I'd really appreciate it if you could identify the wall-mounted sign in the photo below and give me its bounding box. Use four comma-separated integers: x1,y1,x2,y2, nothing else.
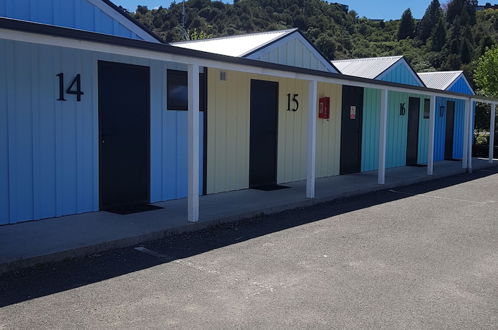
286,93,299,112
319,97,330,119
350,106,356,120
57,73,84,102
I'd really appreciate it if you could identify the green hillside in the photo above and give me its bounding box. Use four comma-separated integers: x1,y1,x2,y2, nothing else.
130,0,498,83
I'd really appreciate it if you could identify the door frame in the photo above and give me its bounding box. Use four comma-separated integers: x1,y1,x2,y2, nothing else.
97,60,151,209
249,79,279,188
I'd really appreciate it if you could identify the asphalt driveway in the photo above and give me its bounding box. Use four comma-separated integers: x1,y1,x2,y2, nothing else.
1,167,497,329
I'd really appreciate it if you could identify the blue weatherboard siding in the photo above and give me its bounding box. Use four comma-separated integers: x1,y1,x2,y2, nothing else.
447,75,474,95
0,0,143,40
0,39,203,225
361,90,429,171
361,59,429,172
433,75,474,162
377,60,424,87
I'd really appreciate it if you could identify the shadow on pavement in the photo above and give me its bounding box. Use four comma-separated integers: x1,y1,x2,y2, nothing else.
1,166,497,307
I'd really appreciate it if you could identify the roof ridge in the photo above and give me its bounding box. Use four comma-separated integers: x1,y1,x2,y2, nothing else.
418,70,463,75
332,55,403,63
172,28,298,45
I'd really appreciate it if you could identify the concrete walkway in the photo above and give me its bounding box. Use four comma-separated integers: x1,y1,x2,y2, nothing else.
0,158,496,274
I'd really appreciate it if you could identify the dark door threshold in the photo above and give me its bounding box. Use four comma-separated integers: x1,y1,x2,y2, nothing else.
407,164,427,167
104,204,163,215
251,184,290,191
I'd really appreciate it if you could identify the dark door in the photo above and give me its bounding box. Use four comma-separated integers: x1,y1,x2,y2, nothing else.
98,61,150,210
340,86,364,174
445,101,456,160
406,97,420,166
249,79,279,188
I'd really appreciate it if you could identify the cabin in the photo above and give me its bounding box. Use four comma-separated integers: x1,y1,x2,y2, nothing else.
332,56,431,172
418,71,475,161
174,30,344,194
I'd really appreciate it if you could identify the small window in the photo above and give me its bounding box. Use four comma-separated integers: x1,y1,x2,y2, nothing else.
424,98,430,119
167,69,207,111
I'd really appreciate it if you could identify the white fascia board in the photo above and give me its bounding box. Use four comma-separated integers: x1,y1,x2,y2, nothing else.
86,0,159,43
376,58,425,87
246,32,337,73
0,28,478,102
446,73,475,95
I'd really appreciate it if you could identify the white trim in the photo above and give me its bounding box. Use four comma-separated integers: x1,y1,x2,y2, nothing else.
378,89,388,184
86,0,159,43
0,29,478,101
306,80,318,198
376,58,425,87
246,32,337,73
468,100,474,172
427,95,436,175
463,100,470,169
187,63,200,222
490,104,496,163
445,73,475,95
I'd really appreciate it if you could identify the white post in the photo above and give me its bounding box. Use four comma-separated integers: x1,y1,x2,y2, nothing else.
489,103,496,163
187,64,200,222
467,99,473,173
378,89,388,184
427,95,436,175
462,99,469,169
306,80,318,198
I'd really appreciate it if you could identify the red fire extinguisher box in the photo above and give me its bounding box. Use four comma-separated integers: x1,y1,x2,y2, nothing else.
319,97,330,119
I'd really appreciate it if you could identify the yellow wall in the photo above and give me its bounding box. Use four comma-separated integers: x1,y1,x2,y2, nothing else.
206,69,342,194
316,82,342,178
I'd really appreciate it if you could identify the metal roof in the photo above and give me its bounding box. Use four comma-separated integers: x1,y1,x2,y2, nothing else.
331,56,403,79
172,29,297,57
417,71,464,91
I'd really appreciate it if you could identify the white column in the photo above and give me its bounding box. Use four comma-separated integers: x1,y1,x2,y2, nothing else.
427,95,436,175
490,103,496,163
378,89,388,184
306,80,318,199
467,100,473,173
187,63,200,222
462,99,469,169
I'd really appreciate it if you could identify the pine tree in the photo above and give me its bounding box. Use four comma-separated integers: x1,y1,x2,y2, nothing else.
430,17,447,51
417,0,442,42
461,39,473,64
398,9,415,40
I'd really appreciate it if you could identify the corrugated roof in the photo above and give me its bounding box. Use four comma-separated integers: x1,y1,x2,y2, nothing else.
171,29,297,57
331,56,403,79
417,71,463,90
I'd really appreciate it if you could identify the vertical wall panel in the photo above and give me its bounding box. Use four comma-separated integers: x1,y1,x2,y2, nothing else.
0,0,144,40
453,99,466,159
417,97,430,164
0,40,10,224
250,36,330,72
316,82,342,178
379,61,423,87
433,97,447,162
361,88,381,172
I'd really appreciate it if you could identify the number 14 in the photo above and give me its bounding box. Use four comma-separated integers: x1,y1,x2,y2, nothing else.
57,73,84,102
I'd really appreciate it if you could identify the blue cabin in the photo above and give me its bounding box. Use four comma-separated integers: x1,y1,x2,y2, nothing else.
418,71,475,161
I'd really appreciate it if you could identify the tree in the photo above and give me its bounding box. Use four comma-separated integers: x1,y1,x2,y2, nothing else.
398,9,415,40
474,46,498,97
417,0,442,42
430,17,446,51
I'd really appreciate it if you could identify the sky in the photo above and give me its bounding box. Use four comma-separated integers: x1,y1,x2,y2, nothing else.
114,0,438,20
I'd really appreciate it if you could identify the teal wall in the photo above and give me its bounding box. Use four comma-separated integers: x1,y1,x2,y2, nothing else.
362,90,429,171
